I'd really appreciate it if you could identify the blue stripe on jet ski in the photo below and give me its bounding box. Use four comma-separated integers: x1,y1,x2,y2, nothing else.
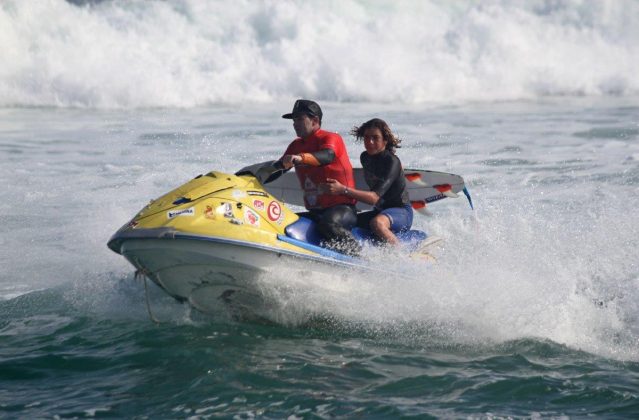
276,234,357,262
169,232,359,264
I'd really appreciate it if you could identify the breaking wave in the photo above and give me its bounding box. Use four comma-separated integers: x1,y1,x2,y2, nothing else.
1,0,638,108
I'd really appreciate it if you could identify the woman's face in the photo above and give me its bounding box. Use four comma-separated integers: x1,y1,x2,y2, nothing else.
363,127,387,155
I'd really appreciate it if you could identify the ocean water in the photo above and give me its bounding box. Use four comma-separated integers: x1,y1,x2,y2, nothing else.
2,0,639,418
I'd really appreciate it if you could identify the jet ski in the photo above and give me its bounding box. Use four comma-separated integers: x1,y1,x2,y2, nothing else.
107,161,472,315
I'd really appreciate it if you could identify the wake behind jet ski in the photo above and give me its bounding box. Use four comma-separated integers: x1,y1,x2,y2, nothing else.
107,161,472,315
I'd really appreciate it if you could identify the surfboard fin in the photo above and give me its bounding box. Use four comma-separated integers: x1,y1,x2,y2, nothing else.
434,184,458,198
405,172,429,187
411,200,433,216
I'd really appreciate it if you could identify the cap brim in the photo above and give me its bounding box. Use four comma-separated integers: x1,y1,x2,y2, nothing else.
282,112,317,119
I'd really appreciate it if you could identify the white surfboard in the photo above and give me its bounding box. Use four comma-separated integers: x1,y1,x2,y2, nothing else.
263,168,469,211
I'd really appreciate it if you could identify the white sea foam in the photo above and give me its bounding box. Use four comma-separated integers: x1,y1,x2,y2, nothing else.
258,186,639,360
1,0,638,108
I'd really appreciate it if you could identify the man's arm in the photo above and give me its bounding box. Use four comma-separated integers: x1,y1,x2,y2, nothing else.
280,149,335,169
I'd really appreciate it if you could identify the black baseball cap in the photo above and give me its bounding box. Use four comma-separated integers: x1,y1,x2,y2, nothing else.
282,99,323,120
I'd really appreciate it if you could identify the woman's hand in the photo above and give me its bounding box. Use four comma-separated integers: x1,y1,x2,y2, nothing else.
323,178,346,195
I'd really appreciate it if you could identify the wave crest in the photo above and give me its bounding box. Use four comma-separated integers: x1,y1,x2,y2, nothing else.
1,0,638,108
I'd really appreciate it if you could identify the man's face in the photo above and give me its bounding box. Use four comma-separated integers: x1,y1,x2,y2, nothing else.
292,114,319,138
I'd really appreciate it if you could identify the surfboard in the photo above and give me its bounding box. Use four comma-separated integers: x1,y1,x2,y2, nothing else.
263,168,468,211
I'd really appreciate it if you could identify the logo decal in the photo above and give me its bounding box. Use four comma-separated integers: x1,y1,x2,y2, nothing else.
167,207,195,219
253,199,265,211
267,201,282,222
248,190,268,197
204,205,216,220
222,203,234,218
232,189,247,199
244,208,260,227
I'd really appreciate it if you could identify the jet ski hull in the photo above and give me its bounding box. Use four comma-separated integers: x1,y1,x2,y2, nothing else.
110,228,366,312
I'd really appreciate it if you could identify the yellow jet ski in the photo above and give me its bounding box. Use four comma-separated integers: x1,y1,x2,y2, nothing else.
107,161,471,314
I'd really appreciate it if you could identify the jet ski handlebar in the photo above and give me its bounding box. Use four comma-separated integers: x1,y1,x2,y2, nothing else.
235,160,286,184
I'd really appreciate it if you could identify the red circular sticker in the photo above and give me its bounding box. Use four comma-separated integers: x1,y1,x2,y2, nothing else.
267,201,282,221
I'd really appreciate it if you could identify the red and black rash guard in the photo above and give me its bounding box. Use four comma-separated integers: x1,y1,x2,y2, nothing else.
360,150,409,209
282,129,356,209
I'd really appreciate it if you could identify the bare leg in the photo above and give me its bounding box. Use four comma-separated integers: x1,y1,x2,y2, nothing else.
370,214,400,245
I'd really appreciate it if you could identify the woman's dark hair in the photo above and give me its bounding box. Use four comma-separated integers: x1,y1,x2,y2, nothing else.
350,118,402,154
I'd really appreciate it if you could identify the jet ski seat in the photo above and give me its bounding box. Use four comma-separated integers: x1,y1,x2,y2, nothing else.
284,216,428,250
284,217,323,246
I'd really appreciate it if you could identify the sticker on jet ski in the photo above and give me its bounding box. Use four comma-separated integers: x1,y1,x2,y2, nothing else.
247,190,268,197
253,199,265,211
244,208,260,227
267,201,282,222
232,189,247,199
222,203,234,218
167,207,195,219
204,205,216,220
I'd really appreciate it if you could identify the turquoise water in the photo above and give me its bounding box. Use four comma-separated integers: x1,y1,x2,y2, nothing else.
3,287,639,418
2,99,639,418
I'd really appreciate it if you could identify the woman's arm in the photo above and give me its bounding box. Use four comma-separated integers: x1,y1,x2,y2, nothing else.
323,178,379,206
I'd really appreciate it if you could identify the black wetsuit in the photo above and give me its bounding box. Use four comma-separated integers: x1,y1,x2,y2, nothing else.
360,150,409,209
357,150,412,233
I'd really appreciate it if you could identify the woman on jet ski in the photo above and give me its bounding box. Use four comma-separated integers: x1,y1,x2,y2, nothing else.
323,118,413,245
